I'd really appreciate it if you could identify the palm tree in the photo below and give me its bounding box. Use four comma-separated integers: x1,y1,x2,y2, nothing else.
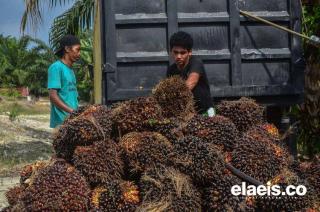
21,0,102,103
74,30,94,102
0,35,55,96
20,0,95,50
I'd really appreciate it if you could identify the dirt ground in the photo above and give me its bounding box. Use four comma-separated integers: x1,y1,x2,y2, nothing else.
0,99,53,209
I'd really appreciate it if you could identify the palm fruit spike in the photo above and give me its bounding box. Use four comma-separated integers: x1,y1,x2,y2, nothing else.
183,115,239,151
72,139,124,186
53,105,113,161
256,169,316,211
91,181,140,212
143,118,184,143
20,158,91,211
138,165,202,212
152,76,195,121
172,136,226,185
119,132,174,174
231,134,285,183
111,97,163,136
216,97,264,133
203,175,254,212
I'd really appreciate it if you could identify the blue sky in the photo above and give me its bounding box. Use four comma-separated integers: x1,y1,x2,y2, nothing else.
0,0,72,44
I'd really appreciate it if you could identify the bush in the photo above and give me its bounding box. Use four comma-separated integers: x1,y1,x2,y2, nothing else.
8,103,21,121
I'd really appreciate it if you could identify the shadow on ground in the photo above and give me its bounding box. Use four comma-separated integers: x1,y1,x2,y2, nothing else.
0,140,53,172
22,126,53,140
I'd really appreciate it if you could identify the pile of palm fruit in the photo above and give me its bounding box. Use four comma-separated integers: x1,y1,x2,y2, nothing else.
3,76,319,211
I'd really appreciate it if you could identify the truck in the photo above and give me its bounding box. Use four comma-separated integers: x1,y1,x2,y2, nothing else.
93,0,305,127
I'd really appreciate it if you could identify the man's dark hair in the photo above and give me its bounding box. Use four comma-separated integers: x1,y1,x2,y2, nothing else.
169,31,193,51
55,34,80,58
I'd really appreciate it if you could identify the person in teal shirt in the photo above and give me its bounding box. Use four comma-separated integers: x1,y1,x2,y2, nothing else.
47,35,81,128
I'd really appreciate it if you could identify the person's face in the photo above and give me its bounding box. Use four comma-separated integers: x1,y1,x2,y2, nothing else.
171,46,192,69
65,44,81,62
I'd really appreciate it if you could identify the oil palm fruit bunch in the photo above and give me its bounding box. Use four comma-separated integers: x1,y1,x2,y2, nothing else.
91,180,140,212
152,76,195,121
20,160,48,185
5,161,48,211
64,104,90,121
245,126,292,167
203,175,254,212
292,160,320,211
72,140,124,186
111,97,163,136
138,165,202,212
65,104,114,141
216,97,264,133
53,105,113,161
183,115,239,151
288,160,304,178
231,134,284,183
19,158,91,211
5,185,26,207
304,160,320,203
143,118,184,143
53,126,77,161
260,123,280,139
172,136,226,185
119,132,174,173
256,169,315,211
246,124,281,144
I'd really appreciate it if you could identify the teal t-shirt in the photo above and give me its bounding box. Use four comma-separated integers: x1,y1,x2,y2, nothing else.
47,61,79,128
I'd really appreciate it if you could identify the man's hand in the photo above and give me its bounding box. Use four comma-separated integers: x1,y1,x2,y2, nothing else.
49,89,74,113
186,72,200,90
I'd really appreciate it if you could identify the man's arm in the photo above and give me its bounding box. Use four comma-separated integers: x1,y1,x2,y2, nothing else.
49,89,74,113
185,58,204,90
186,72,200,90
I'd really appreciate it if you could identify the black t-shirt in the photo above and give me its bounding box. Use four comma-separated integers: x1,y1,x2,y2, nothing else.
167,56,212,114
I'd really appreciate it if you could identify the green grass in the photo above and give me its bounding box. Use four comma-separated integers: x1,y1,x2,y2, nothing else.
0,100,50,116
0,132,5,139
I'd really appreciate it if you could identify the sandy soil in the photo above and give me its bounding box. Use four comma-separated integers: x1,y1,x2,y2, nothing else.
0,114,53,209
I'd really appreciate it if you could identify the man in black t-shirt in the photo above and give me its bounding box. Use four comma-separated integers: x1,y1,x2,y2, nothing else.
167,31,215,116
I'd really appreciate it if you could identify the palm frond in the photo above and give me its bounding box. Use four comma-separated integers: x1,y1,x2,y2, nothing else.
20,0,75,33
49,0,94,51
0,35,55,88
